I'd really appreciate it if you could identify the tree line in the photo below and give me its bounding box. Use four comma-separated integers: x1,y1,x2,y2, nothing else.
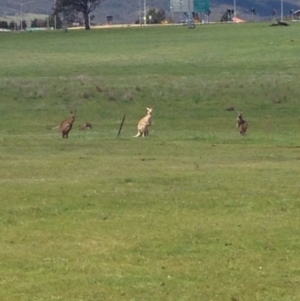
54,0,166,30
0,15,63,30
0,0,167,31
54,0,107,30
0,1,105,31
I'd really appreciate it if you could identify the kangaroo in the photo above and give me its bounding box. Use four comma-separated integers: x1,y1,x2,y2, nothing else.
79,122,92,130
144,110,152,137
236,111,248,135
134,107,153,137
59,111,76,138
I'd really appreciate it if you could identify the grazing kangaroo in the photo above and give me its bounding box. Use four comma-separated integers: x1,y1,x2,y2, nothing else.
134,107,153,137
59,111,76,138
79,122,92,130
236,111,248,135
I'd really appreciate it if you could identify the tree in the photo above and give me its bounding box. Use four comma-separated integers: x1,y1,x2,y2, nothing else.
220,9,233,22
8,21,17,31
20,20,27,30
49,14,63,29
0,21,9,29
146,8,166,24
55,0,107,30
31,18,46,28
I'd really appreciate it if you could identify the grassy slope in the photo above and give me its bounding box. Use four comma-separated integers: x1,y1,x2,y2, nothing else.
0,24,300,301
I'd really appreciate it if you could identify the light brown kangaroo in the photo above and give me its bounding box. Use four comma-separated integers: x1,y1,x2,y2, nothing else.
236,111,248,135
79,122,92,130
134,107,153,137
59,111,76,138
144,109,152,137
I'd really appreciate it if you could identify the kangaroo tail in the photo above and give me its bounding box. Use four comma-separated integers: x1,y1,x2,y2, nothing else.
133,132,141,137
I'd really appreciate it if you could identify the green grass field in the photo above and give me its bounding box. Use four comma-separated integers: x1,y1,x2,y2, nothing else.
1,23,300,301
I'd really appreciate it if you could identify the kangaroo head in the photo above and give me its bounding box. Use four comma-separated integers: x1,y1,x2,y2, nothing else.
146,107,153,115
70,111,76,119
237,111,243,119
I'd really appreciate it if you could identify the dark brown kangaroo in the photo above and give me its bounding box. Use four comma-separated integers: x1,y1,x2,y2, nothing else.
59,111,76,138
79,122,92,130
236,111,248,135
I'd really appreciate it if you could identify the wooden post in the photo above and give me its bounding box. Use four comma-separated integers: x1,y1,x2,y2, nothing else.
117,115,126,137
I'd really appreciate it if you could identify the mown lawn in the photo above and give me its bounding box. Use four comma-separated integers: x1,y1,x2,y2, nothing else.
0,23,300,301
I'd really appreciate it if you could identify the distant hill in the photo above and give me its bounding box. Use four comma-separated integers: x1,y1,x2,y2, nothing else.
0,0,299,24
0,0,51,16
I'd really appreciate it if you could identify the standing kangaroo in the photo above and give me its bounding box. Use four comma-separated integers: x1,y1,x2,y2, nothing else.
134,107,153,137
144,108,152,137
236,111,248,135
59,111,76,138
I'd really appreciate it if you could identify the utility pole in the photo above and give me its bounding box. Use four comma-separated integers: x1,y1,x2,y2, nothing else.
143,0,146,25
21,3,23,30
54,0,57,29
280,0,283,22
180,0,182,22
233,0,236,21
20,1,35,31
139,0,142,25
